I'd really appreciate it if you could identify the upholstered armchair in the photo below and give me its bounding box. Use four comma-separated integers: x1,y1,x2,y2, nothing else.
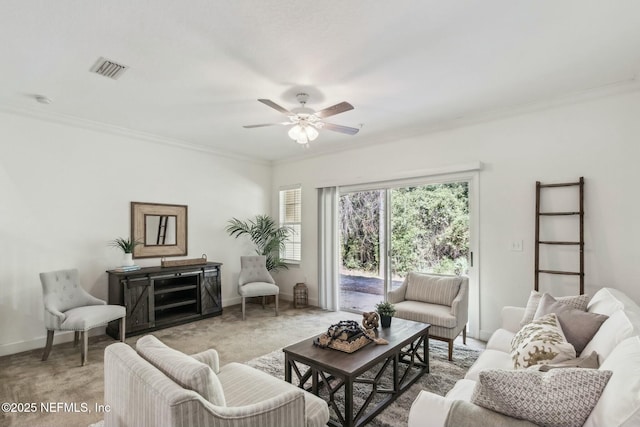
104,335,330,427
40,268,126,365
388,272,468,361
237,255,279,320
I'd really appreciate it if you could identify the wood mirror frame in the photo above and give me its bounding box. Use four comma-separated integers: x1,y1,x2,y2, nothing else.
131,202,188,258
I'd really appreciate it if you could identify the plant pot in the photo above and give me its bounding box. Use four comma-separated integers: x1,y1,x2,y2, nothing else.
122,253,134,267
380,315,392,328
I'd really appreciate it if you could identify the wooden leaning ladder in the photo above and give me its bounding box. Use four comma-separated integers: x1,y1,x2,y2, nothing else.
534,177,585,295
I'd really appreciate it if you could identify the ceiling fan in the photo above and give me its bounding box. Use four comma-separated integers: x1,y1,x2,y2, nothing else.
243,93,359,144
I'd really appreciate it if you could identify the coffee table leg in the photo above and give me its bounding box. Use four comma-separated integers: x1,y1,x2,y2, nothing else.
285,354,291,383
345,378,354,427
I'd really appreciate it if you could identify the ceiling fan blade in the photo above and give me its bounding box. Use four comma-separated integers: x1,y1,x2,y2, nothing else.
258,99,291,114
322,122,360,135
243,122,292,128
315,102,354,118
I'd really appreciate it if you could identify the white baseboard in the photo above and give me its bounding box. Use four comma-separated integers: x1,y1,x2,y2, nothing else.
3,295,322,357
0,327,106,357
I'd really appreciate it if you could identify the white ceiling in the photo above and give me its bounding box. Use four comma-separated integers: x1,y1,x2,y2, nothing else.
2,1,640,162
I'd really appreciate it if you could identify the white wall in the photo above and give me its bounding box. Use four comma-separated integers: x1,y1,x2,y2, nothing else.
0,112,272,356
272,90,640,339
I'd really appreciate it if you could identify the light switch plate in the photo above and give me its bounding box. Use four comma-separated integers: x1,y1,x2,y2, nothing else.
510,240,523,251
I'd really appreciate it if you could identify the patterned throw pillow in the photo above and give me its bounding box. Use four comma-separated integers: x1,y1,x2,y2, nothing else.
511,313,576,369
471,368,613,427
520,291,590,328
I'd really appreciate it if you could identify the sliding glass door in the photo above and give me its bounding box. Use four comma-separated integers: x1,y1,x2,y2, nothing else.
339,181,471,313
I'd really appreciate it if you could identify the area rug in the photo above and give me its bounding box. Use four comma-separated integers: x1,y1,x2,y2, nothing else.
246,340,480,427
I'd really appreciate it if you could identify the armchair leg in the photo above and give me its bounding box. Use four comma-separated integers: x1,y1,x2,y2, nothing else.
119,317,126,342
262,296,266,309
81,331,88,366
74,331,80,347
463,325,467,345
242,297,246,321
42,330,54,361
275,294,279,316
447,339,453,361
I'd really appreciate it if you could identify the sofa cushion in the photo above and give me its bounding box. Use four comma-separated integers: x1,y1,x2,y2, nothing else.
588,287,635,316
584,336,640,427
534,293,609,355
404,272,461,306
394,300,457,328
520,290,589,327
218,362,329,427
485,328,516,353
581,309,636,363
465,349,514,382
445,378,477,401
472,368,612,427
445,400,540,427
511,313,576,369
530,350,600,372
136,335,226,406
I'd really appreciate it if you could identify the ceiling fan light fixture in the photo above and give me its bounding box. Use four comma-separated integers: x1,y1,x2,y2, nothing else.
288,124,318,144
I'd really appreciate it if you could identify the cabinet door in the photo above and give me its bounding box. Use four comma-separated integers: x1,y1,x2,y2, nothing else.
201,267,222,315
124,276,152,332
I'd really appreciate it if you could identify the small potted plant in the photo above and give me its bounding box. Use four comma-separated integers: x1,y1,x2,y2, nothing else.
375,300,396,328
109,237,142,266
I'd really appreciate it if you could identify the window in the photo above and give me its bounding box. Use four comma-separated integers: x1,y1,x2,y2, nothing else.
279,186,301,262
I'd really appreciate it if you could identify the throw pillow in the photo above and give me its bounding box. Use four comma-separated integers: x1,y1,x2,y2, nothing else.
136,335,226,406
534,293,609,355
520,291,589,328
527,351,600,372
471,368,613,427
511,313,576,369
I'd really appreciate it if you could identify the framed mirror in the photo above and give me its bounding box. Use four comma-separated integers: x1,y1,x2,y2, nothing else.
131,202,188,258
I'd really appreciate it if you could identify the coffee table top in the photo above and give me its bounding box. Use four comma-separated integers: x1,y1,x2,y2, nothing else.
283,317,430,376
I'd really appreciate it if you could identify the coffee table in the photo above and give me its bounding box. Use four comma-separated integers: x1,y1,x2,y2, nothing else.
283,318,430,427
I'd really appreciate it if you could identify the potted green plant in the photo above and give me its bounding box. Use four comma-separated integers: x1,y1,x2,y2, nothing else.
375,300,396,328
225,215,292,272
109,237,142,266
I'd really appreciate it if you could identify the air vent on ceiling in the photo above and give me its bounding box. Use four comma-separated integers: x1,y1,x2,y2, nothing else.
90,57,129,80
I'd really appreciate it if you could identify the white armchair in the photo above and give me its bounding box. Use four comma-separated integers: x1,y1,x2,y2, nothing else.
40,268,125,365
388,272,468,360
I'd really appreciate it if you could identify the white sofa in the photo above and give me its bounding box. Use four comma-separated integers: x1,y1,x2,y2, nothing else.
408,287,640,427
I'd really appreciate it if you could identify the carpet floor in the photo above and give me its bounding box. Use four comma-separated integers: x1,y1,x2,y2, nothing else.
247,340,479,427
0,304,482,427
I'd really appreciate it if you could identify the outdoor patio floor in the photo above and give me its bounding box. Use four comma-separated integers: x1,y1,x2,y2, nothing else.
339,273,402,312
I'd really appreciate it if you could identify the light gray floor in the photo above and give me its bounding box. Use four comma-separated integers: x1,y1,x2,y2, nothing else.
0,302,484,427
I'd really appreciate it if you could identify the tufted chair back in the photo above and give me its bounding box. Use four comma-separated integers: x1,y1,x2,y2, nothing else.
40,269,105,329
238,256,275,287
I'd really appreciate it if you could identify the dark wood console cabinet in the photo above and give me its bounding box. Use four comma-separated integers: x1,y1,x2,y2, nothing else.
106,262,222,339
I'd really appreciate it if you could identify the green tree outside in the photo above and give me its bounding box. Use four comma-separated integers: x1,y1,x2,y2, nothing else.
340,183,469,277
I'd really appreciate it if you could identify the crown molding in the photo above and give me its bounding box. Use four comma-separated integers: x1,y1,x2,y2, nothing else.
274,76,640,166
0,105,271,166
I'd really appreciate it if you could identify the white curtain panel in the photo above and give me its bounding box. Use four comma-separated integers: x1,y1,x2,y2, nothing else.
317,187,339,311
